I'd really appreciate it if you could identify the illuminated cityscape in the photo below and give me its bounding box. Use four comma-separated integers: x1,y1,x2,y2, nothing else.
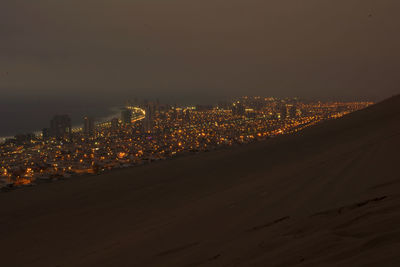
0,97,372,189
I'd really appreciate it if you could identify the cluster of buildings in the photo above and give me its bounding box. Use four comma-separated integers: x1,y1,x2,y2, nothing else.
0,97,372,189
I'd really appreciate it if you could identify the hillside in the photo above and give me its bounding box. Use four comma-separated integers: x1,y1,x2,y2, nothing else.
1,95,400,266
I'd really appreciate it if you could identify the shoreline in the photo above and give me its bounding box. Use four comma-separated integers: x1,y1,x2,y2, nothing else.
1,95,399,266
0,106,123,142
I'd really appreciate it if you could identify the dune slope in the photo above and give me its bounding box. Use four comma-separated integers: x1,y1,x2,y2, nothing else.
1,95,400,266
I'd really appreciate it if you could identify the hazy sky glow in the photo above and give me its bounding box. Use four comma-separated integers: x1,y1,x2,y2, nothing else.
1,0,400,102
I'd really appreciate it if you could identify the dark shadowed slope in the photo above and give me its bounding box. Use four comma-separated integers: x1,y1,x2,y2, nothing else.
1,95,400,267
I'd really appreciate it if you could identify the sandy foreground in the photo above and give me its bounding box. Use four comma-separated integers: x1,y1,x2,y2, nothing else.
1,96,400,267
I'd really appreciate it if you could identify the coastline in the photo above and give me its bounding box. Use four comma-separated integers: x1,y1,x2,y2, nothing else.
1,96,399,266
0,105,123,141
0,101,373,192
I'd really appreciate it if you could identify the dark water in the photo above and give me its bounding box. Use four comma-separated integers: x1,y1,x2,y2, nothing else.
0,92,222,139
0,96,121,138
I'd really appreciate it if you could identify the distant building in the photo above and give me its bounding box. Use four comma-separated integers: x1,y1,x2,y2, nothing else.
218,101,230,110
143,104,155,132
155,99,160,113
14,133,35,144
288,105,297,118
111,118,119,131
50,115,72,139
121,109,132,125
196,104,214,111
83,116,95,137
171,107,178,120
184,109,191,123
42,128,50,140
232,102,245,116
279,104,287,120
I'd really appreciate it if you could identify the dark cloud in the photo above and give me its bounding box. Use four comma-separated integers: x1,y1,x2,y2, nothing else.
1,0,400,101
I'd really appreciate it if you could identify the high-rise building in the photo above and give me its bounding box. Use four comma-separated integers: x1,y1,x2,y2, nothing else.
156,99,160,113
184,109,191,123
121,109,132,125
218,101,230,110
288,105,297,118
143,104,154,132
14,133,35,144
279,104,287,120
111,118,119,131
50,115,72,139
172,107,178,120
83,116,95,136
42,128,50,140
232,102,245,116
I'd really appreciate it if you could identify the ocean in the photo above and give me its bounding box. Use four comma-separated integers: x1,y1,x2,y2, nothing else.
0,96,123,140
0,92,223,142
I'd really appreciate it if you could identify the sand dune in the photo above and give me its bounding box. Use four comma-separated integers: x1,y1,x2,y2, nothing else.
1,95,400,266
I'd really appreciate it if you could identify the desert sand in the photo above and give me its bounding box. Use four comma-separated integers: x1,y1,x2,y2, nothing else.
1,95,400,266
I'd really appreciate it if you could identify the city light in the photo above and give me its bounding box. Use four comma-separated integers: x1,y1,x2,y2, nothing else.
0,97,372,189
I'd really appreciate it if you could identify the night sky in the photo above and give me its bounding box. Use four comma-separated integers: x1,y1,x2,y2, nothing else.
1,1,399,135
